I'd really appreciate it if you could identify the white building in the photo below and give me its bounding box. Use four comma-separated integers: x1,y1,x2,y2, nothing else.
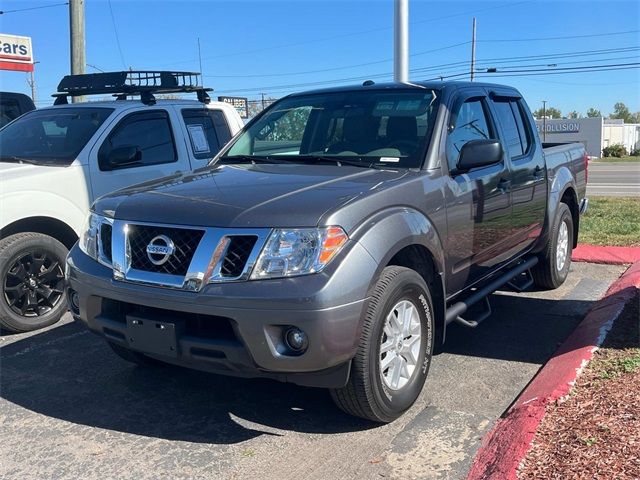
535,117,640,158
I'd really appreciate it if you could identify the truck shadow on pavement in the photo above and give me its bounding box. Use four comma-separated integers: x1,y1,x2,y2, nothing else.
0,292,595,445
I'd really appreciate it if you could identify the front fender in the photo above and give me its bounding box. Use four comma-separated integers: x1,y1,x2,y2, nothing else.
351,207,445,287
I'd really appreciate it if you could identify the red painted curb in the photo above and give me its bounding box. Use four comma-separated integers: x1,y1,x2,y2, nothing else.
572,244,640,265
467,260,640,480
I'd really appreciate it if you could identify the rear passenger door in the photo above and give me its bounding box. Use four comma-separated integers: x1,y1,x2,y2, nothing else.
489,92,547,251
89,108,191,199
444,91,513,291
179,107,233,167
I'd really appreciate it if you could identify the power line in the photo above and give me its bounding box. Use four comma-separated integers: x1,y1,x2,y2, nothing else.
478,29,640,43
159,0,533,67
0,1,68,15
215,48,640,95
107,0,127,69
204,41,470,79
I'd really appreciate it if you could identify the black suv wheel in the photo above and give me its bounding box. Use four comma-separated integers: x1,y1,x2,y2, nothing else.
0,232,67,332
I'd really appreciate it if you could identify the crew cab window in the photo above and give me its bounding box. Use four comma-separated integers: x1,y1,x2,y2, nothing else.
98,110,176,170
446,98,494,170
181,109,231,159
512,100,532,155
493,100,524,158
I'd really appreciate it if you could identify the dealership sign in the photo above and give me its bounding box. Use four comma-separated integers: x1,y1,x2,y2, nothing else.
218,96,249,119
0,34,34,72
535,121,581,134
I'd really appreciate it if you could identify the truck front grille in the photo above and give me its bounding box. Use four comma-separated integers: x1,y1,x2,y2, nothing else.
128,225,204,275
221,236,258,277
100,223,112,263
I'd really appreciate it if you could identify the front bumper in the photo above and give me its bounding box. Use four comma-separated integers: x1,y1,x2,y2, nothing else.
66,242,377,388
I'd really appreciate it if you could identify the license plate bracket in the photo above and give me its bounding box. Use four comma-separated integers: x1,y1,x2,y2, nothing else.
126,315,180,358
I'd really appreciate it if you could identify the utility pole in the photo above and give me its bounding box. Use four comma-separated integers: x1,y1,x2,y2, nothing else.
542,100,548,142
470,17,476,81
393,0,408,83
69,0,86,102
27,61,39,103
261,92,265,110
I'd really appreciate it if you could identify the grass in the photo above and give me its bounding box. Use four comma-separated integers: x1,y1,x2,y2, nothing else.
593,155,640,163
579,196,640,247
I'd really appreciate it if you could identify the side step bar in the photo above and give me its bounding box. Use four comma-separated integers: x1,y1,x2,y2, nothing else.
445,256,539,328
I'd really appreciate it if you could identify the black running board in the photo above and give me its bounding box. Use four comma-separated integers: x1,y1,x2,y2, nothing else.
445,256,539,327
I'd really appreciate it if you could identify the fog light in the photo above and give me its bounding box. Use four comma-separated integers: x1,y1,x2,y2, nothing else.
68,289,80,314
284,327,308,353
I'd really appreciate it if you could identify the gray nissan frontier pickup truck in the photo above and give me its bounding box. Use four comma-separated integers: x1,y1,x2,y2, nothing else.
66,81,588,422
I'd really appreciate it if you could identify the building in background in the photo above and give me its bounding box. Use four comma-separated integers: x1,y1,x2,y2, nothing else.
535,117,640,157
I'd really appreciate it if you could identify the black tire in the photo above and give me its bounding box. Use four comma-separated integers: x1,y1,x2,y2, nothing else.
330,266,435,423
107,341,163,367
532,203,573,290
0,232,68,332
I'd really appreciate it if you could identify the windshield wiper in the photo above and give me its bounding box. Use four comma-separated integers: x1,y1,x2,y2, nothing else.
217,155,291,165
0,156,47,165
297,155,379,169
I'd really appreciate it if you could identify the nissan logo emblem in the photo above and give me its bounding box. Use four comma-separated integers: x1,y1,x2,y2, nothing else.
146,235,175,266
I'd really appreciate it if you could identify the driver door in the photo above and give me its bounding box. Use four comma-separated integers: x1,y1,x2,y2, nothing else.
443,91,513,294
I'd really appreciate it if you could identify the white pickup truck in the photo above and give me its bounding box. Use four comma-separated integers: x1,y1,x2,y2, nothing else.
0,71,244,332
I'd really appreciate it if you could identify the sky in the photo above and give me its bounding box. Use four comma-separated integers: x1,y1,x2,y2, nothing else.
0,0,638,115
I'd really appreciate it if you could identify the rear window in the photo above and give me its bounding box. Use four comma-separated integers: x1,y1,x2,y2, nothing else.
0,107,113,166
181,109,231,159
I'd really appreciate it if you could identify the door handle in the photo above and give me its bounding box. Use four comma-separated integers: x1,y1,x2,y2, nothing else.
497,178,511,193
532,165,545,181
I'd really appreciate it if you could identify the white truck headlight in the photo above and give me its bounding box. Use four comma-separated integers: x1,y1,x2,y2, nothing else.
250,226,348,279
79,212,105,261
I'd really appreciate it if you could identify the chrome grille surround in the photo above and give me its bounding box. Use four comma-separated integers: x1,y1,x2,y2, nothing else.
109,220,271,291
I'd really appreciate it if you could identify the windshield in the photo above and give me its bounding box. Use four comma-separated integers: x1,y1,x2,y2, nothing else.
0,107,114,166
220,89,438,168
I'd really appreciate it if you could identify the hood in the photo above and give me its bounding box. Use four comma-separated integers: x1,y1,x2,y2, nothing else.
0,162,79,189
94,163,409,229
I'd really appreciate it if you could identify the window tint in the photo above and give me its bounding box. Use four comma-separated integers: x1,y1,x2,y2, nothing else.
0,99,21,127
0,107,113,165
182,109,226,159
210,110,232,145
446,99,493,170
512,100,531,155
99,110,176,170
493,100,523,158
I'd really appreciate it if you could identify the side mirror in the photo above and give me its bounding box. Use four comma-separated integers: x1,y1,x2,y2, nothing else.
101,145,141,170
456,140,503,172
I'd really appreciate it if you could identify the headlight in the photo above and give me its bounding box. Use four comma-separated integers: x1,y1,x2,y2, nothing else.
250,226,348,279
78,212,105,261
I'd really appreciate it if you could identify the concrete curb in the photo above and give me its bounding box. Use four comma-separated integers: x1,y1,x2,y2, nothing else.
467,260,640,480
573,244,640,265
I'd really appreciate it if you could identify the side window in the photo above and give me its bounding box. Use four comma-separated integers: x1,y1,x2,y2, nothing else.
493,100,523,158
512,100,532,155
182,109,226,159
98,110,176,171
210,110,232,146
446,98,493,170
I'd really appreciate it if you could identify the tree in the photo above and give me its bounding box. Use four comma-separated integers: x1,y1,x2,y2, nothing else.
533,107,561,119
610,102,633,123
586,108,601,118
567,111,582,119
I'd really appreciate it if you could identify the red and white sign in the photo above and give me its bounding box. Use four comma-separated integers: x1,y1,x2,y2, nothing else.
0,34,34,72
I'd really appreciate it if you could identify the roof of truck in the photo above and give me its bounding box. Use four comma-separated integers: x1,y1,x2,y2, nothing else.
288,80,520,97
36,99,233,112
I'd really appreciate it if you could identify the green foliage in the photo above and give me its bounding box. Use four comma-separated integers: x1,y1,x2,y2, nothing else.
602,144,628,158
586,108,601,118
610,102,634,123
580,197,640,246
533,106,562,119
567,111,581,119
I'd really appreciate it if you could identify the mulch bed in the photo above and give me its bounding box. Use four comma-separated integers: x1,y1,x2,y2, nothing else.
518,292,640,480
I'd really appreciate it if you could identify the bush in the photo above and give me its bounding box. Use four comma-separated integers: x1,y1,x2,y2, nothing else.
602,144,628,158
631,147,640,156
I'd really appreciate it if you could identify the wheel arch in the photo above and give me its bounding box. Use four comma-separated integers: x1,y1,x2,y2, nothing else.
1,217,79,250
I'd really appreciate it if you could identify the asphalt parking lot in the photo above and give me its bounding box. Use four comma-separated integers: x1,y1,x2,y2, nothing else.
0,262,626,480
